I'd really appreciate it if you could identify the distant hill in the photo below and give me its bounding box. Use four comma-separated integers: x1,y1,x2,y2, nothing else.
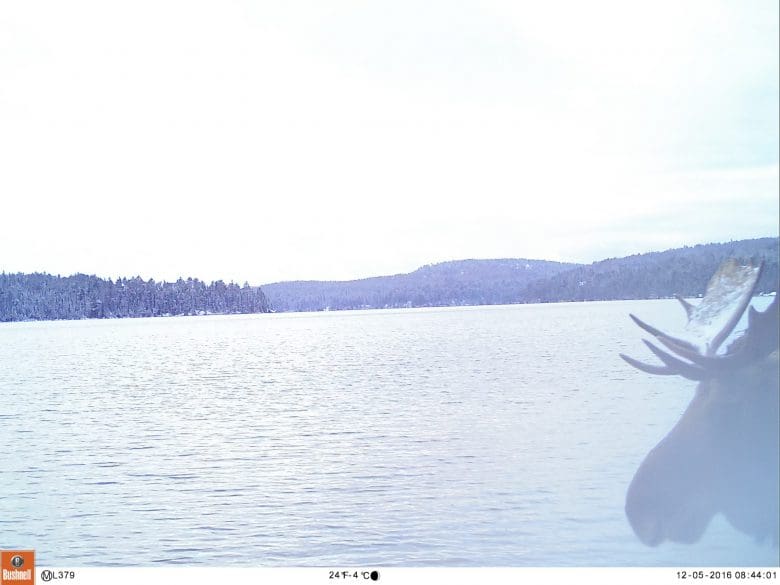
263,259,579,312
263,237,779,312
521,237,779,303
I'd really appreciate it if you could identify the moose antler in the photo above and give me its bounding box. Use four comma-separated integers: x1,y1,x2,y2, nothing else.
620,259,777,381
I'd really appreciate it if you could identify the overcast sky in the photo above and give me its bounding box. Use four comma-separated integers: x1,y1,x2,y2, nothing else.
1,1,777,284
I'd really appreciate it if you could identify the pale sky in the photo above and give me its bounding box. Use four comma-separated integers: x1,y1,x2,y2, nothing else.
1,1,778,284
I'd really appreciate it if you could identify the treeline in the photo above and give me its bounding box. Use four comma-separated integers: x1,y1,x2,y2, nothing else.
522,238,779,303
3,237,777,321
263,259,578,312
0,273,270,322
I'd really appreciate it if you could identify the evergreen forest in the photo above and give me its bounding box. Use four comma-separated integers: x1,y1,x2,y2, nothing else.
0,274,270,322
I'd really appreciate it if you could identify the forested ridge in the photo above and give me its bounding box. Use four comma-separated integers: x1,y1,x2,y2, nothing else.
263,237,779,312
2,237,777,322
263,258,577,312
521,237,779,303
0,273,270,322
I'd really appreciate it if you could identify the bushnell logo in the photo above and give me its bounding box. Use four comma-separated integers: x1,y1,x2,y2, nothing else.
1,550,34,584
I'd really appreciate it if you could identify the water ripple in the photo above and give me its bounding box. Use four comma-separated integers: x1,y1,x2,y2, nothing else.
0,303,776,567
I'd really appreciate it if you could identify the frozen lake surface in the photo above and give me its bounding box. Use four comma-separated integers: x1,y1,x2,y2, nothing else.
1,300,777,566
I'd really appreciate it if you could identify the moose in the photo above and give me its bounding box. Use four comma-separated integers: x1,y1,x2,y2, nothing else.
620,258,779,547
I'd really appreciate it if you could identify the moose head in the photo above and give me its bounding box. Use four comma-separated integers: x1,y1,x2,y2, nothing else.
620,258,779,547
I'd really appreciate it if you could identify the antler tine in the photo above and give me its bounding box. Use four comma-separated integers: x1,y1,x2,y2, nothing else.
654,334,752,372
642,340,709,381
675,295,694,319
628,314,700,353
619,353,679,377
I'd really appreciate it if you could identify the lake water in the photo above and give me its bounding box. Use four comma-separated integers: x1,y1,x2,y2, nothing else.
1,300,777,567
